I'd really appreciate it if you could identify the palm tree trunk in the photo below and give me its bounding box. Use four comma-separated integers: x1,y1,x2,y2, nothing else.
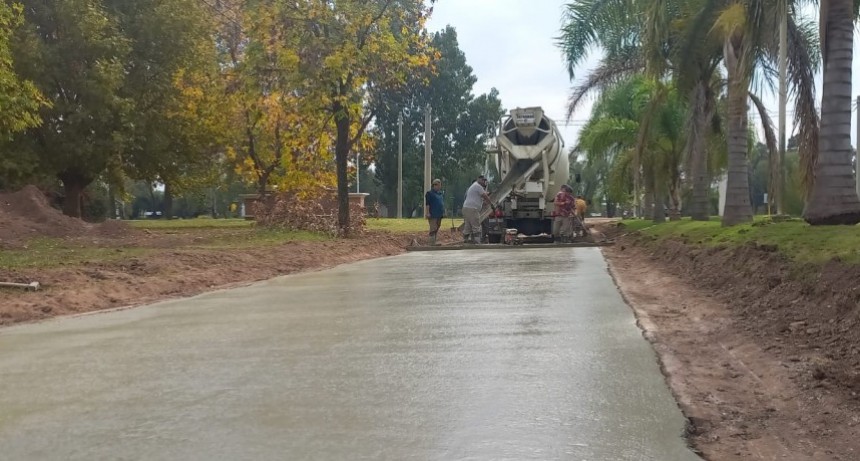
669,169,682,221
722,36,753,226
643,166,656,221
803,0,860,224
776,0,788,215
688,81,711,221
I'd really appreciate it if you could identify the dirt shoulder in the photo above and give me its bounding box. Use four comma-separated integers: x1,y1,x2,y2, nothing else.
0,227,449,326
599,224,860,460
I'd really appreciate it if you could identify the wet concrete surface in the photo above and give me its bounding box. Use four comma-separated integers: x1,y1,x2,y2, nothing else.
0,248,699,460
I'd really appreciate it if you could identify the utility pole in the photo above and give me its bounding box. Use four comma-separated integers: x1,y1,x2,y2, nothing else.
397,113,403,218
424,104,432,197
355,152,360,193
777,0,787,215
856,96,860,198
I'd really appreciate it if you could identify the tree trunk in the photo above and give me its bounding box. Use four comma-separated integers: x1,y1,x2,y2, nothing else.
669,175,682,221
256,170,270,197
107,184,117,219
688,81,712,221
58,170,91,218
651,171,665,224
163,182,174,220
643,168,655,221
803,0,860,224
722,37,754,226
651,192,665,223
334,104,351,236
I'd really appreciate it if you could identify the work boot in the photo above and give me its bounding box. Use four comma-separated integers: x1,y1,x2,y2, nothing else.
429,235,438,246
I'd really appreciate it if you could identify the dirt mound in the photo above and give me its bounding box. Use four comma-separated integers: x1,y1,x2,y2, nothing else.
92,219,133,239
0,185,133,246
626,234,860,403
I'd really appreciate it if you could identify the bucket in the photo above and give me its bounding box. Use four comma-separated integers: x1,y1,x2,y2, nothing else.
504,228,518,245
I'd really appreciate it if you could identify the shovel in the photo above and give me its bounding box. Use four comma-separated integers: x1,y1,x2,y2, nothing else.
0,281,41,291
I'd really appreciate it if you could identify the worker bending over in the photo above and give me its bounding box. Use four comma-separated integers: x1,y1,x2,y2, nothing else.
552,184,575,242
462,175,492,244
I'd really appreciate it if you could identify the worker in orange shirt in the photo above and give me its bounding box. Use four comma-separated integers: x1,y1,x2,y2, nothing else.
574,195,588,237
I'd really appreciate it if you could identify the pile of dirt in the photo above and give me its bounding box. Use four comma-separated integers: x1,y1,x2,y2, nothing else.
0,185,133,247
624,232,860,403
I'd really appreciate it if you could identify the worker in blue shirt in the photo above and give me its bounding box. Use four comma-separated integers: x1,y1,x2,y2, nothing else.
425,178,445,245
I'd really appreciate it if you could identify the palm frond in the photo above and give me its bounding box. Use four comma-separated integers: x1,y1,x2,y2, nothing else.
566,50,644,119
749,91,779,201
787,14,820,196
643,0,670,76
557,0,639,79
576,117,639,161
674,0,725,93
632,84,669,185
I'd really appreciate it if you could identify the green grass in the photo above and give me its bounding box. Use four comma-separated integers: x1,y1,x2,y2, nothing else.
127,218,253,229
4,217,463,270
366,218,464,234
192,228,330,249
0,238,151,269
1,225,329,269
620,216,860,265
130,217,466,234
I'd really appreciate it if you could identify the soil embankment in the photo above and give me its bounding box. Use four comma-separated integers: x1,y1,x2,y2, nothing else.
0,186,452,325
599,222,860,460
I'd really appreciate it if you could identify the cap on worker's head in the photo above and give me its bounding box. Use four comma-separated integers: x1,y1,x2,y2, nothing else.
477,175,486,181
433,178,441,185
561,184,572,192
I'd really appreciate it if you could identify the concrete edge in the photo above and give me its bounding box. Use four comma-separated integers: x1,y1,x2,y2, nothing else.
406,241,616,251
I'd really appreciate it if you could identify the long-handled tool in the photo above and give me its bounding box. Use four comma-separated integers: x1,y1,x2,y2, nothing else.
573,213,609,243
0,281,41,291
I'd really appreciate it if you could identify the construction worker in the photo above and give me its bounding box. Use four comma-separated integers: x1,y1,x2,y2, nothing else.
552,184,575,242
425,179,444,246
462,175,492,244
574,195,588,237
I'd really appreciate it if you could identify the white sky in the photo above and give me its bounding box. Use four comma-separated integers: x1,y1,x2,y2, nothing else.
427,1,860,150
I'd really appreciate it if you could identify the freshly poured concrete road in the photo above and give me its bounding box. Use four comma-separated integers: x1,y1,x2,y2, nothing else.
0,248,699,460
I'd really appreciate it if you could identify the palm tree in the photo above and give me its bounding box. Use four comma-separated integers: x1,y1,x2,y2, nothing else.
560,0,715,220
802,0,860,224
712,3,757,225
576,76,687,223
560,0,820,223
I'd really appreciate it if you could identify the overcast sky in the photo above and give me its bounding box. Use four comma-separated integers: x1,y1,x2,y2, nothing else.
427,2,860,149
426,0,591,150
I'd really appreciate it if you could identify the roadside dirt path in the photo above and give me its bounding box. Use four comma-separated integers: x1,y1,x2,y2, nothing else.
603,240,860,460
1,230,450,326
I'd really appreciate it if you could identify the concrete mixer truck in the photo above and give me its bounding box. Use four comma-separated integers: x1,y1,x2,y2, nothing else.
482,107,570,243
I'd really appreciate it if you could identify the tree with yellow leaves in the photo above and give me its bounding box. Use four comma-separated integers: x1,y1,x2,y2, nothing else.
215,1,338,198
287,0,436,235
